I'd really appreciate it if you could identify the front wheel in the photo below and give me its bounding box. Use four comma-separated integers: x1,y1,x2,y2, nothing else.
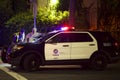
23,54,40,72
90,53,108,70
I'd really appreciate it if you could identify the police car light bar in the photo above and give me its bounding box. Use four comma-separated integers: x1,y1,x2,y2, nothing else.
61,27,75,31
61,27,69,31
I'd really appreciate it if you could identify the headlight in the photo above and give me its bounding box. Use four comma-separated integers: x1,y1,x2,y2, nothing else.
12,45,24,52
16,46,24,50
10,45,24,58
7,45,24,55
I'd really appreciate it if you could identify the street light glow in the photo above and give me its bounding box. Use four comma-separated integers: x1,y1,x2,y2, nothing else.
50,0,59,6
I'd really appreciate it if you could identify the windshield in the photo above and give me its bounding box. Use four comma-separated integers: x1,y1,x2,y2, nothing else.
34,32,57,44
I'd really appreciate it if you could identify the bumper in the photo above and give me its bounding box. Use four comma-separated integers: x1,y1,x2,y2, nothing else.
9,56,22,67
109,51,120,63
109,56,120,63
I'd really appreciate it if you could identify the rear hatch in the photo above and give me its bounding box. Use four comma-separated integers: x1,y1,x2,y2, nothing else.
90,31,119,56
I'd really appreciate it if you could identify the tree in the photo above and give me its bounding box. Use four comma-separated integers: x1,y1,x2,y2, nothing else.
11,0,30,14
37,0,69,32
98,0,119,30
98,0,120,43
5,0,69,36
0,0,31,45
0,0,13,27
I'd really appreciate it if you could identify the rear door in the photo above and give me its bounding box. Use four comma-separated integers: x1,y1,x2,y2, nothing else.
45,33,71,60
70,32,98,59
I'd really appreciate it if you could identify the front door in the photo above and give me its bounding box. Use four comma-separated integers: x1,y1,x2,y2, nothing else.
45,33,71,60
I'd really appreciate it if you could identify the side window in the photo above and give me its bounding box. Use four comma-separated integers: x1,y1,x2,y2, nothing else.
47,33,69,43
69,33,93,42
46,33,93,43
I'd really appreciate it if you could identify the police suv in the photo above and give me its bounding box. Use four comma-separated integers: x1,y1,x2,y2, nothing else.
2,29,120,71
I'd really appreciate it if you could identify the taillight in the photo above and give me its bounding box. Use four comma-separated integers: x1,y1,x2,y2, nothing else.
114,42,119,49
115,42,118,46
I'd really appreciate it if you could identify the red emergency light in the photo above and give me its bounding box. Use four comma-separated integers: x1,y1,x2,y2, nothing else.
61,24,75,31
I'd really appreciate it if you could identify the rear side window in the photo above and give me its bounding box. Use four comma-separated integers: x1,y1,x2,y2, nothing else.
69,33,93,42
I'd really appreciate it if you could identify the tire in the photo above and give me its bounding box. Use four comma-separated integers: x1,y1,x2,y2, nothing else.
1,48,8,63
90,53,108,70
23,54,40,72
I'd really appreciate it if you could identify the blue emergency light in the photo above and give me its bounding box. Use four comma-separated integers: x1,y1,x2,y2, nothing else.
61,25,75,31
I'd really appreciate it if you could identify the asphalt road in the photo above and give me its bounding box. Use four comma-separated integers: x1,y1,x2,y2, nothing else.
0,61,120,80
18,63,120,80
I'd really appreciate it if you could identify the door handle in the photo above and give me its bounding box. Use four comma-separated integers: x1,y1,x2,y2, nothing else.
89,44,95,46
63,45,69,47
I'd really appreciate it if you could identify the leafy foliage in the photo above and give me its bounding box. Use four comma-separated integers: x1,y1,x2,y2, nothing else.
37,0,69,25
98,0,120,43
5,12,33,33
5,0,69,33
0,0,29,46
37,8,69,25
0,0,13,27
4,11,33,45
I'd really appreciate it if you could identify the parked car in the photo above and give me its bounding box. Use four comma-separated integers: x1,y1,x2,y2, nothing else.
1,30,120,71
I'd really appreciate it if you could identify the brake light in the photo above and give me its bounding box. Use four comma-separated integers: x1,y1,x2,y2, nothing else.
115,42,118,47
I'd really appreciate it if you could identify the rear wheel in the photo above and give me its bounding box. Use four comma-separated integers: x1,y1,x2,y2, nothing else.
23,54,40,71
90,53,108,70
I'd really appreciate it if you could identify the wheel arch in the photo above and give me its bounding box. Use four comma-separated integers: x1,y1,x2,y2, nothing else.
20,50,43,67
90,50,111,62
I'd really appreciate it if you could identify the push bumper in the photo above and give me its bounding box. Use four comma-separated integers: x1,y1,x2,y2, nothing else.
9,56,22,67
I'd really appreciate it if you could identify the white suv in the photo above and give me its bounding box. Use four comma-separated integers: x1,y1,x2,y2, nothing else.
1,30,120,71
